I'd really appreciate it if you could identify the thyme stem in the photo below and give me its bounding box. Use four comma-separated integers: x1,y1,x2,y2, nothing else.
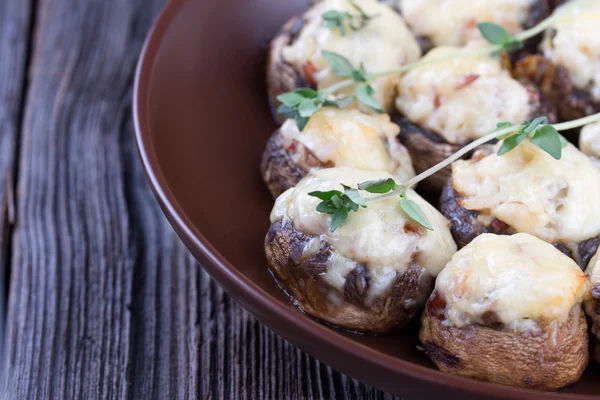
323,12,557,96
367,46,500,81
513,13,556,42
365,112,600,203
325,79,355,94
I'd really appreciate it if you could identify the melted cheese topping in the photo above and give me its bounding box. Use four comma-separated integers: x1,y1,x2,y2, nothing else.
395,44,532,144
580,120,600,166
453,139,600,244
398,0,535,47
436,233,591,330
271,167,456,299
282,0,421,112
280,107,415,182
541,0,600,102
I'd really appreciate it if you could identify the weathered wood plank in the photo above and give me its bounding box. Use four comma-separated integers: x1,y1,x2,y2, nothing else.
0,0,33,373
2,0,165,397
2,0,401,398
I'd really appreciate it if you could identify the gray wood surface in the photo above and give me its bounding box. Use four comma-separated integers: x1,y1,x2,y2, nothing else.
0,0,399,398
0,0,33,371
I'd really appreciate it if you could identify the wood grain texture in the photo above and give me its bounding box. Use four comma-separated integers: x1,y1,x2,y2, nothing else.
0,0,401,398
0,0,33,371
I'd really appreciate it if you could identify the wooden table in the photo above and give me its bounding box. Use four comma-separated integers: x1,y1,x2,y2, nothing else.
0,1,399,398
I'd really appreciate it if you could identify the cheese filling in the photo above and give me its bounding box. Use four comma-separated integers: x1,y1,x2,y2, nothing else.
541,0,600,102
279,107,415,182
580,120,600,167
282,0,421,112
435,233,591,330
452,139,600,244
398,0,535,47
270,167,456,300
395,44,533,144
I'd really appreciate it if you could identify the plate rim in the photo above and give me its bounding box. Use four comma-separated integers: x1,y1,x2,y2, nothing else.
132,1,597,399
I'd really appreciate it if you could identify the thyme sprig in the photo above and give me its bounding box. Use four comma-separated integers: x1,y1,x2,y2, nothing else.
277,88,354,131
322,0,375,36
279,14,558,130
308,185,367,232
311,112,600,232
309,179,432,232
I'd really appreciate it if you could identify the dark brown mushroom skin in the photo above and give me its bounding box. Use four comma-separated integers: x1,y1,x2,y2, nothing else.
264,219,434,333
420,295,589,391
587,285,600,363
266,16,311,125
260,129,331,198
513,54,600,123
391,116,462,192
439,178,600,266
520,0,555,51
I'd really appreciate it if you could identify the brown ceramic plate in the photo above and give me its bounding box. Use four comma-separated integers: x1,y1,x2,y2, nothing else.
133,1,600,398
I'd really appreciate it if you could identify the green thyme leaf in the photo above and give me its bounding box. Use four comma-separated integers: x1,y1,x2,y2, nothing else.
495,122,518,139
531,125,562,159
399,196,433,231
477,22,523,53
295,116,310,131
497,131,528,156
357,178,398,193
331,194,344,208
522,116,548,135
324,96,355,108
349,0,367,17
277,91,306,107
341,186,367,207
276,88,334,131
316,201,340,214
559,134,569,148
308,190,342,201
322,10,347,36
496,122,513,130
294,88,320,98
351,67,367,82
322,51,369,83
477,22,511,45
356,83,384,113
330,208,349,232
502,38,524,52
322,2,374,37
322,50,355,78
276,104,297,119
298,98,320,117
311,184,367,232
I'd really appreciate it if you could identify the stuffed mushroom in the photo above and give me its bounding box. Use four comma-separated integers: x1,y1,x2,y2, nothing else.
440,138,600,266
261,107,415,198
397,0,555,51
265,167,457,333
393,43,556,191
584,248,600,363
515,0,600,121
420,233,591,390
267,0,421,122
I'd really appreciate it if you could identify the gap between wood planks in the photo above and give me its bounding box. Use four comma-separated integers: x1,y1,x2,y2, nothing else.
0,0,37,379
